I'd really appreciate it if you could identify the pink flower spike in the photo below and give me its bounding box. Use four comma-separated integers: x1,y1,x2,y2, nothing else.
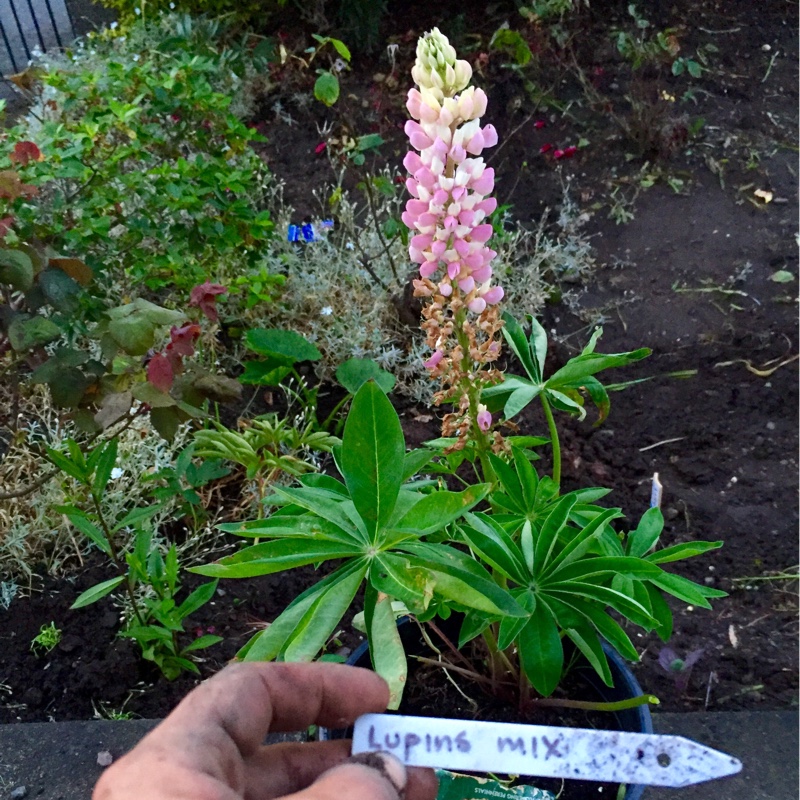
553,149,565,160
467,297,487,314
540,143,553,154
477,408,492,431
534,120,546,129
424,349,445,369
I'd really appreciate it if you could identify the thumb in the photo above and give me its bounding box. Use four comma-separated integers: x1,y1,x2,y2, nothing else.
284,751,407,800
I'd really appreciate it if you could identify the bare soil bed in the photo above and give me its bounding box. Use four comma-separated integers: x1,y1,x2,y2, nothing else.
0,0,796,724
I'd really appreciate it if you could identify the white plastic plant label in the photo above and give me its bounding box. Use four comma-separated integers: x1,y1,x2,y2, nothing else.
352,713,742,788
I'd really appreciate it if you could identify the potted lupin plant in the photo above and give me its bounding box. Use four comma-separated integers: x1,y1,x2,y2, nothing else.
193,28,725,799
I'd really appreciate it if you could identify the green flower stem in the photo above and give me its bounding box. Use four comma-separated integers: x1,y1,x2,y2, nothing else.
528,694,660,712
454,310,495,484
540,392,561,487
89,492,147,628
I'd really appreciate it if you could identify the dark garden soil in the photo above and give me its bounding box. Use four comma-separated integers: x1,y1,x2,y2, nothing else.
1,0,797,725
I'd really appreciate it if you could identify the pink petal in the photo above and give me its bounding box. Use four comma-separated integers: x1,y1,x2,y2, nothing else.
471,224,493,243
482,286,504,304
467,297,487,314
482,124,498,148
477,409,492,431
419,261,438,277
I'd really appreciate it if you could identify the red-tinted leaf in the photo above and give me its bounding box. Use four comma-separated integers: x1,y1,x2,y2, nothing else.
147,352,174,393
169,323,201,356
0,170,37,200
0,216,13,239
189,282,227,322
10,141,44,166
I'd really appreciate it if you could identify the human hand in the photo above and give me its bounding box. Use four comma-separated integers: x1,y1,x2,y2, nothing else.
93,662,438,800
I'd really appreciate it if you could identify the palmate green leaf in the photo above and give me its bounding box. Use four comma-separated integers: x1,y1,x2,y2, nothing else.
646,540,723,564
283,563,367,661
566,624,613,687
238,564,360,661
544,507,623,576
534,494,577,575
393,484,489,536
401,542,525,618
225,515,356,544
645,583,674,641
71,575,125,609
548,555,659,584
340,382,404,539
505,384,540,419
500,311,542,382
519,600,563,697
547,348,651,387
545,388,586,420
555,583,658,630
460,513,528,585
480,375,534,413
488,453,525,511
552,595,640,662
648,571,726,608
272,486,364,541
364,584,407,710
189,538,360,579
512,448,539,509
370,553,434,615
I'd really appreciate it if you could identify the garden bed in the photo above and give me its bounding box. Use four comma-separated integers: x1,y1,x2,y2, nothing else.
0,0,797,724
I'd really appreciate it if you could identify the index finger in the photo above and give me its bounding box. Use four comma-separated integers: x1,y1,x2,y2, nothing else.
156,662,390,758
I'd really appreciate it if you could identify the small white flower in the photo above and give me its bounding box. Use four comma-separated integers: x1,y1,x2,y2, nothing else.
110,468,124,480
134,6,141,13
320,306,333,316
110,21,118,29
345,242,354,250
169,1,175,6
132,54,140,61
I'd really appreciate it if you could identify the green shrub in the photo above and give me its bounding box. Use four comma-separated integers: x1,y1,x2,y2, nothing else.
2,14,275,294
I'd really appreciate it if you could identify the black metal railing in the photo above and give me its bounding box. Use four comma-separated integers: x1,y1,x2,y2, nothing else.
1,0,74,74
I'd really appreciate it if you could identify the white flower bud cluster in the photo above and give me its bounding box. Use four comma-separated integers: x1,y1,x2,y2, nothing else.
410,27,472,101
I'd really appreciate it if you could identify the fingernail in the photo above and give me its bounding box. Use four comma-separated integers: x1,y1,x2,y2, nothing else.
348,751,407,795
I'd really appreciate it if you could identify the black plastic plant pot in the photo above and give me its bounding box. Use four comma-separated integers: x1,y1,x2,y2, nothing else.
320,618,652,800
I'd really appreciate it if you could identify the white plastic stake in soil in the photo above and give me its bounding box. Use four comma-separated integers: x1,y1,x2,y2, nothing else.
650,472,663,509
352,714,742,788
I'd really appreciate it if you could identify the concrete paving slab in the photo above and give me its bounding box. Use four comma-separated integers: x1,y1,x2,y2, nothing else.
0,712,796,800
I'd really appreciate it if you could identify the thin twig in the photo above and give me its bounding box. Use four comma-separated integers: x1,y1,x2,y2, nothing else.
638,437,686,452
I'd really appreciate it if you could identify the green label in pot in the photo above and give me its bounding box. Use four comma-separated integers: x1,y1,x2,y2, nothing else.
436,770,555,800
